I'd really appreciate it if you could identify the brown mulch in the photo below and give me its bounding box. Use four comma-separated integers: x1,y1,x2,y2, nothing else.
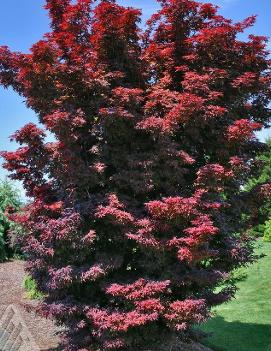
0,260,60,350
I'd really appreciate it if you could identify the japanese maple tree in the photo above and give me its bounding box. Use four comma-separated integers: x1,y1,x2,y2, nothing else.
1,0,271,350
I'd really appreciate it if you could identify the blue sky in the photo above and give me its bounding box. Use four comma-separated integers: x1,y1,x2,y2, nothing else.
0,0,271,184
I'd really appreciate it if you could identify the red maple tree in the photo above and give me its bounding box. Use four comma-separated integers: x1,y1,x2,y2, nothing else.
1,1,271,350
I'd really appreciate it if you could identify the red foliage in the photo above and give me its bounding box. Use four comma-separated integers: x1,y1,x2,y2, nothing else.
227,119,262,143
106,279,170,300
165,299,208,331
1,0,271,350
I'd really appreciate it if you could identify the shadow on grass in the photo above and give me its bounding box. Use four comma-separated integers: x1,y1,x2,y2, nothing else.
202,316,271,351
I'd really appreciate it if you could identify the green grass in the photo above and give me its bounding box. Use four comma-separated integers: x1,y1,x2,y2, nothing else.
201,241,271,351
23,275,45,300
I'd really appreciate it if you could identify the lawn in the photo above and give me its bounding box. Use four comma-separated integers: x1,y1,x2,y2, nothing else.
201,241,271,351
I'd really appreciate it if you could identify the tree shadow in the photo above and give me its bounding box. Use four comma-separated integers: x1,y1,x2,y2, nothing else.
201,316,271,351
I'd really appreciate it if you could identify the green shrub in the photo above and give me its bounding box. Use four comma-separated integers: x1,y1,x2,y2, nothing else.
0,219,6,261
23,275,45,300
263,219,271,242
0,180,22,261
248,223,266,239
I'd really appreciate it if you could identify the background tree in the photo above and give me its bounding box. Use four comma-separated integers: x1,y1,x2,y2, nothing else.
0,180,21,261
246,139,271,240
0,0,271,350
